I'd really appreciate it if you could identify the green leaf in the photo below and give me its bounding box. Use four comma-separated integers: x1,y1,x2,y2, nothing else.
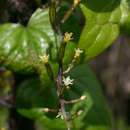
121,13,130,34
16,78,65,130
0,8,57,73
18,108,66,130
17,64,111,129
78,0,130,60
16,78,58,108
120,0,130,35
68,64,112,129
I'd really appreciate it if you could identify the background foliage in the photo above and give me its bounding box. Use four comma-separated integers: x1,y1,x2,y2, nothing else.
0,0,130,130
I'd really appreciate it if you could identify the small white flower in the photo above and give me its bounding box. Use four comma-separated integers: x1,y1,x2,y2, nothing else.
39,54,49,64
74,48,83,59
63,76,74,87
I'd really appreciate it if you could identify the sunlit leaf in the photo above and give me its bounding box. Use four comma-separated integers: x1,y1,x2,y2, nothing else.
79,0,130,60
0,8,56,73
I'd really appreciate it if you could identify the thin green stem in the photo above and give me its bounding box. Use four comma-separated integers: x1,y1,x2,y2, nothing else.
48,1,75,129
56,41,74,130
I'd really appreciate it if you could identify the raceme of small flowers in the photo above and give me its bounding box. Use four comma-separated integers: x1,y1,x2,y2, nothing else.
38,32,86,122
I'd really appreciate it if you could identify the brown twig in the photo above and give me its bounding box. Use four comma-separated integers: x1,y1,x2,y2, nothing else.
61,0,81,23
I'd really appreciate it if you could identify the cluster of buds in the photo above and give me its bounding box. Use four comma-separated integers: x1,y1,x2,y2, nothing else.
39,54,49,64
63,32,83,58
74,48,83,59
63,76,74,89
63,32,73,43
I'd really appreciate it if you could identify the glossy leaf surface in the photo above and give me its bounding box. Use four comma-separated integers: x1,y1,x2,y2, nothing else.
0,8,56,73
79,0,130,60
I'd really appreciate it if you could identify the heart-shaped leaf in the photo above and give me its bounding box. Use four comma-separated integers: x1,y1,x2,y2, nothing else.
0,8,57,73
